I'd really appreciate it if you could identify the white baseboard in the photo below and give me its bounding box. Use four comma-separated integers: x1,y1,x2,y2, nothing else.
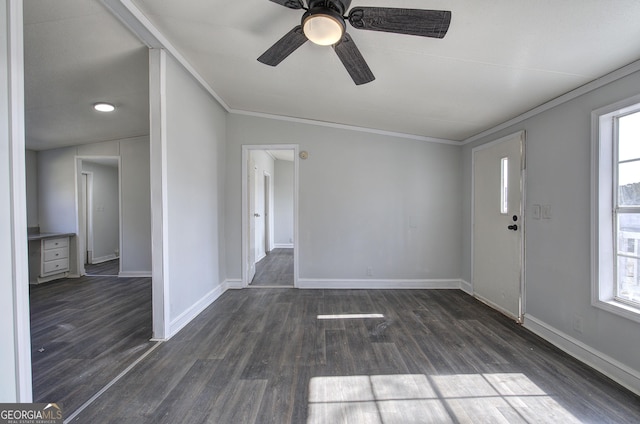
91,254,118,264
34,272,69,284
459,279,473,295
474,293,520,321
118,271,151,278
225,279,244,289
273,243,294,249
524,314,640,396
169,283,227,338
297,278,463,290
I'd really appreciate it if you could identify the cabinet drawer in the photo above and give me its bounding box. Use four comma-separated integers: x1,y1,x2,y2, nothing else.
43,247,68,261
44,237,68,250
42,258,69,275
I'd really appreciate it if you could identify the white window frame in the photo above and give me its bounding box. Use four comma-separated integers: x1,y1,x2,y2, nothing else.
591,94,640,323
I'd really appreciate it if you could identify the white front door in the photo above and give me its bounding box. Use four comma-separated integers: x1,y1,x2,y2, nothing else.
473,131,525,321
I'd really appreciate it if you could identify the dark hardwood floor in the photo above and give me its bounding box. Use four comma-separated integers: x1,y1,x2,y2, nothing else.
72,289,640,423
30,274,154,415
84,259,119,276
251,248,293,287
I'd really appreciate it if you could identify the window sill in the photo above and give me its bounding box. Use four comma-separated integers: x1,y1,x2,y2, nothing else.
593,298,640,323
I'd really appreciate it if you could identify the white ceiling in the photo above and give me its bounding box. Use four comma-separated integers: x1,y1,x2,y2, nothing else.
23,0,149,150
24,0,640,150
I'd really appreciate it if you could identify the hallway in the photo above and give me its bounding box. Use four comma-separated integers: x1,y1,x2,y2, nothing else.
251,248,294,287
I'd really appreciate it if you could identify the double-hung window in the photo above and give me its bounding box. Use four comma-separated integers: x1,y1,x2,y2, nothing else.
615,111,640,306
592,96,640,321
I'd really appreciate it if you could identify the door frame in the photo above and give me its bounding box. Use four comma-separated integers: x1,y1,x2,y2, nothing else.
81,171,94,265
74,156,122,277
241,145,299,288
263,171,272,255
471,130,527,321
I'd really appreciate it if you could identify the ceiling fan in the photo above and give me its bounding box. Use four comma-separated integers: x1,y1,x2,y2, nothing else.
258,0,451,85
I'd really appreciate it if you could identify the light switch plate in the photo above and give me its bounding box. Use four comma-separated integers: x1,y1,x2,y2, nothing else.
532,204,541,220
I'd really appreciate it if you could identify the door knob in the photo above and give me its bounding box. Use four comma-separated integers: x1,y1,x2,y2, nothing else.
508,224,518,231
254,213,260,217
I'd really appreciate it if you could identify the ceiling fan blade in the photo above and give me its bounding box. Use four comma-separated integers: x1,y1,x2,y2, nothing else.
258,26,308,66
348,8,451,38
333,33,375,85
268,0,304,9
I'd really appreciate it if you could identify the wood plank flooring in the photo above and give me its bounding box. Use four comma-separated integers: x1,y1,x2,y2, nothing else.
251,248,294,287
30,275,154,415
72,289,640,423
84,259,120,276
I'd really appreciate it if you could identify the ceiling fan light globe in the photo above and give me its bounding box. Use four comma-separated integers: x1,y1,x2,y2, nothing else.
303,13,344,46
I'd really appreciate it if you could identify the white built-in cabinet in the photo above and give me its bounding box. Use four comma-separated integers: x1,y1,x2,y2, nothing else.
28,234,72,284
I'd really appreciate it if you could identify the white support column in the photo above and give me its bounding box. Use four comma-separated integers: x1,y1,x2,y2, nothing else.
149,48,170,340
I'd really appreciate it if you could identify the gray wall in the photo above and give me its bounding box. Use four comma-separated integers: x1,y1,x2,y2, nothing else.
461,69,640,384
120,138,151,274
37,136,151,274
226,114,462,282
82,161,119,262
163,54,227,320
274,159,294,246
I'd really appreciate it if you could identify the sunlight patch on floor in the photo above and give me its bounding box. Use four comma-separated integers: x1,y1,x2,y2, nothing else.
317,314,385,320
308,373,581,424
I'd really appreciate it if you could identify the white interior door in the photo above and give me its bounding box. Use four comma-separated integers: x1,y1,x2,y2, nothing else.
264,173,271,254
254,168,265,261
81,173,88,265
248,158,256,283
473,132,524,321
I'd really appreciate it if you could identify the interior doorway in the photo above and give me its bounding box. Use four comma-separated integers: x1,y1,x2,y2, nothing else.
472,131,525,321
242,145,299,288
76,157,121,277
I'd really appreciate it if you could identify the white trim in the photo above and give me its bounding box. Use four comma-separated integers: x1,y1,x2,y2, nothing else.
463,59,640,145
232,110,458,145
297,278,463,290
149,48,170,340
35,272,70,285
101,0,230,113
168,283,227,338
474,293,519,322
591,94,640,323
459,279,473,295
274,243,294,249
225,279,244,290
524,315,640,396
472,130,525,152
118,271,152,278
8,0,32,402
242,145,299,289
84,172,94,265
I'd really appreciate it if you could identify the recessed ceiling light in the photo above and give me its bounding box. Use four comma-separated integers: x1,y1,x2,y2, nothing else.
93,102,115,112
